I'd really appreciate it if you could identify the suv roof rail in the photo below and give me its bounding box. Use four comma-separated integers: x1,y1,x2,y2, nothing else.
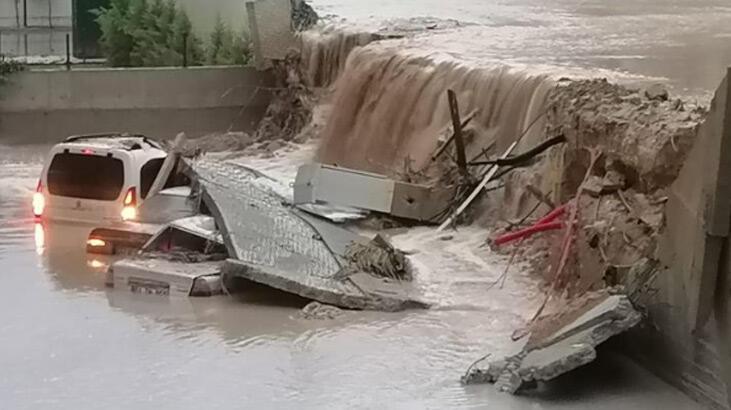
64,133,164,150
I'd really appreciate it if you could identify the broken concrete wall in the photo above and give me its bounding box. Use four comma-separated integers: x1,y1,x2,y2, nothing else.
247,0,297,68
464,294,641,393
621,68,731,410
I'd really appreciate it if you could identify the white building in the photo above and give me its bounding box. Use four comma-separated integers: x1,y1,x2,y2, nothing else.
0,0,72,28
0,0,251,57
0,0,248,34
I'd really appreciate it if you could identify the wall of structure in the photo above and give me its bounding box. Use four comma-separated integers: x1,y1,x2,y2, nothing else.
0,0,72,28
0,65,272,144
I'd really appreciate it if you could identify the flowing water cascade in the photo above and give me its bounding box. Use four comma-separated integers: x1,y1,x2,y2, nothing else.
307,42,556,178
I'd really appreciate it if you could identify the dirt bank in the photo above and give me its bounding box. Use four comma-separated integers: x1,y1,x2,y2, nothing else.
491,79,705,298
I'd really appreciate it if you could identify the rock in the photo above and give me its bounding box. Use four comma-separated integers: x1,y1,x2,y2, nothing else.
602,170,626,192
645,84,669,101
583,176,605,197
672,98,685,111
266,140,284,152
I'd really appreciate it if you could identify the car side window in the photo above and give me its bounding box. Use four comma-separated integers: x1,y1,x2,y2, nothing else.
140,158,165,199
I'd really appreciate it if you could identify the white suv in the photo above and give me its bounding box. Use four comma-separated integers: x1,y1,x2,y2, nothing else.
34,133,170,224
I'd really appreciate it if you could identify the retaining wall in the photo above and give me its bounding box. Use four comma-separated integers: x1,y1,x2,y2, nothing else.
0,65,272,144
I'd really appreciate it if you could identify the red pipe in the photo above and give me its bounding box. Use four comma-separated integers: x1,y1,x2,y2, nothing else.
492,221,564,247
535,203,569,225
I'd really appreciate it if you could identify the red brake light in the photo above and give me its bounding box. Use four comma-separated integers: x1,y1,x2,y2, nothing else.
121,187,138,221
32,181,45,217
123,187,137,206
81,149,94,155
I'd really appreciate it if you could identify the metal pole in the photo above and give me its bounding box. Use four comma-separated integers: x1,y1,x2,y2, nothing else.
447,89,468,176
65,33,71,70
23,0,27,27
182,32,188,68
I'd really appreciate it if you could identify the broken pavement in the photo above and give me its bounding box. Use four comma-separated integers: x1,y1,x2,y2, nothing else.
462,294,642,393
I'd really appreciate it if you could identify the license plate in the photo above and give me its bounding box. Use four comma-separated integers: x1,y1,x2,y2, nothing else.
128,277,170,296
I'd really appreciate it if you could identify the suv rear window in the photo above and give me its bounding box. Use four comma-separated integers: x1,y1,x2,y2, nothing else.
47,153,124,201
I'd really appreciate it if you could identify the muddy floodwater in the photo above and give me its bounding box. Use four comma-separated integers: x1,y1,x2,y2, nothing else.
0,143,702,409
313,0,731,101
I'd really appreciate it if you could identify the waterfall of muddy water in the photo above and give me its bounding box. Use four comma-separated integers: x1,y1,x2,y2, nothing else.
313,44,555,176
310,0,731,101
300,30,378,88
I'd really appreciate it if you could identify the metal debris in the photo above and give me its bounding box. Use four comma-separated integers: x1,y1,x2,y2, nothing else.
344,234,413,281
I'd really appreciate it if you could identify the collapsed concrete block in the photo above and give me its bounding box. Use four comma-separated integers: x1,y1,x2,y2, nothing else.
192,159,428,311
462,295,641,392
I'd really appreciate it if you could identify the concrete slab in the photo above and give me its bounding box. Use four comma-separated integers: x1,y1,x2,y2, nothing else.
462,295,641,393
191,158,427,311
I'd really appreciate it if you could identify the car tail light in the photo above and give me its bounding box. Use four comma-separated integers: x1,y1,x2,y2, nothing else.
121,187,138,221
32,180,45,218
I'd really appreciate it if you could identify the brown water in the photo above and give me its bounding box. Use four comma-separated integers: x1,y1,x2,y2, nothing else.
312,0,731,100
0,144,702,409
308,0,731,177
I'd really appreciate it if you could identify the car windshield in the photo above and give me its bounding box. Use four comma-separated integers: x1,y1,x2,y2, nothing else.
47,152,124,201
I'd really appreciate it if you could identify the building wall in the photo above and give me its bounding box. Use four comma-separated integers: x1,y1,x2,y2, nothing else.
0,0,72,28
0,65,272,144
0,0,251,31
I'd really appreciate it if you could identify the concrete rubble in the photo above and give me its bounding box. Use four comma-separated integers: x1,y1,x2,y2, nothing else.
190,158,428,311
462,295,642,392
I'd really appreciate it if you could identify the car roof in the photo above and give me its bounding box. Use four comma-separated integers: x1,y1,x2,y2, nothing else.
61,133,165,151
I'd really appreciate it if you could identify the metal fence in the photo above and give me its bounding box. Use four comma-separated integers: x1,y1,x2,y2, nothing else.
0,27,71,59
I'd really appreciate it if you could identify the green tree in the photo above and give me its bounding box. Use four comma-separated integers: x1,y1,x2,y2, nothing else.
170,7,203,66
95,0,133,66
208,15,252,66
96,0,228,67
126,0,150,66
207,14,226,65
